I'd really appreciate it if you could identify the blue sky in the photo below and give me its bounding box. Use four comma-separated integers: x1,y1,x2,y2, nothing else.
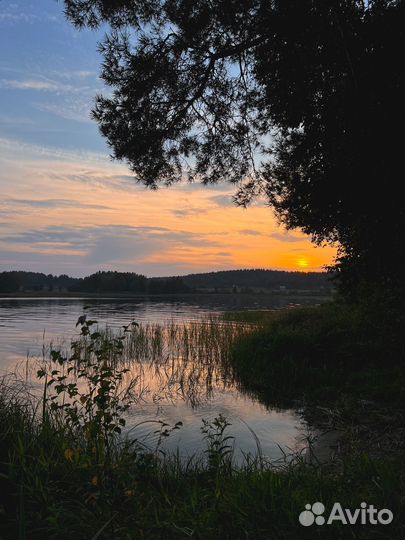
0,0,107,152
0,1,335,277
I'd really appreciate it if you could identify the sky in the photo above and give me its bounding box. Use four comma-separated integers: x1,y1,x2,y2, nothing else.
0,0,337,278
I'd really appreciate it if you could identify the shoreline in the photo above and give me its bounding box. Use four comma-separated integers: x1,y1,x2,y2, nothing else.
0,291,333,300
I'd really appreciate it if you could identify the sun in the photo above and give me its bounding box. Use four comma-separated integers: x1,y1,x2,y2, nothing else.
297,257,310,269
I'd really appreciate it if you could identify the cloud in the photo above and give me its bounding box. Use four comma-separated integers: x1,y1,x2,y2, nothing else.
0,137,109,164
1,226,94,248
0,222,219,276
5,199,111,210
0,12,39,24
87,236,158,264
0,224,216,260
0,71,100,98
48,171,140,191
269,232,304,243
36,102,92,123
0,79,68,92
238,229,262,236
172,207,205,218
213,252,232,257
211,194,235,207
0,9,60,25
55,70,97,81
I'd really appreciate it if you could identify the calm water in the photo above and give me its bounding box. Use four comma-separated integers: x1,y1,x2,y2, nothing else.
0,295,322,463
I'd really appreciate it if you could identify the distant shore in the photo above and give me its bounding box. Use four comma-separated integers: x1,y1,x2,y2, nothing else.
0,291,333,300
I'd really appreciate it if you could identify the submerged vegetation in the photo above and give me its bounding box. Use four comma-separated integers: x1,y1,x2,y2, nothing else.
0,307,404,539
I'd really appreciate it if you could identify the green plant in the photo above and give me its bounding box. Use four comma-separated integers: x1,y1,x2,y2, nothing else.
37,315,138,468
201,414,234,476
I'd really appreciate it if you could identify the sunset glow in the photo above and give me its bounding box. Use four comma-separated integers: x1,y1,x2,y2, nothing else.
0,2,337,277
297,258,310,269
0,138,336,276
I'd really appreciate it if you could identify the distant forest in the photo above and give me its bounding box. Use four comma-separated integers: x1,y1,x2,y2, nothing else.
181,270,331,292
0,269,332,295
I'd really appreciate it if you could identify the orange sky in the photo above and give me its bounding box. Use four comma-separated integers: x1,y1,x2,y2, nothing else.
0,6,337,278
0,138,336,277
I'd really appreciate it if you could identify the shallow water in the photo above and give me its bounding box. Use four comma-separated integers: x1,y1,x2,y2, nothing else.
0,295,319,463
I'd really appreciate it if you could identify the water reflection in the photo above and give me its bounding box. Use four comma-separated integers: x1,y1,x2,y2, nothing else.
0,297,318,462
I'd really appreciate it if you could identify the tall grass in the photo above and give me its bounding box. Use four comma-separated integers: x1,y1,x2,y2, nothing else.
36,316,256,410
79,316,255,365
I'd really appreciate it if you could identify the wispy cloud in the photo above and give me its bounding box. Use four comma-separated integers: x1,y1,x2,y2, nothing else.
0,79,64,92
0,7,60,25
0,223,225,272
211,194,235,207
54,70,97,81
239,229,262,236
171,203,206,218
269,232,305,243
36,102,92,123
1,224,214,251
4,198,111,210
0,137,110,165
0,77,98,95
0,12,39,24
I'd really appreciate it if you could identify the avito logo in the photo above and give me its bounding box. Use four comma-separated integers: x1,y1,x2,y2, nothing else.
299,501,393,526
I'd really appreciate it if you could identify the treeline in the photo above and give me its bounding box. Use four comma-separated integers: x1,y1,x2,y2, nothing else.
0,269,332,294
0,271,189,294
181,269,332,291
0,272,77,293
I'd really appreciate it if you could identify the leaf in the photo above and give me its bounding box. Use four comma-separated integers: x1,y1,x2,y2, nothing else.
76,315,87,327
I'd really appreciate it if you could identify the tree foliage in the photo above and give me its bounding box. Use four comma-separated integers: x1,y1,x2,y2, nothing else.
0,269,330,294
63,0,404,298
0,270,190,294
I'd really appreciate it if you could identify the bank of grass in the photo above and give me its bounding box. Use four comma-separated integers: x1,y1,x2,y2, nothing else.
0,380,403,540
225,302,405,407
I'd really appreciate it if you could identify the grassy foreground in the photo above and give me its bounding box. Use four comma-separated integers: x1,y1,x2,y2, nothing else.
0,383,403,540
0,306,404,539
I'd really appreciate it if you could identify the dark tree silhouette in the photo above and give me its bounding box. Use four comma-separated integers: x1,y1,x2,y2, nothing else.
63,0,404,300
0,269,329,294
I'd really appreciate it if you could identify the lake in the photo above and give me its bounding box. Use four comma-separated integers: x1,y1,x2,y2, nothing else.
0,295,324,464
